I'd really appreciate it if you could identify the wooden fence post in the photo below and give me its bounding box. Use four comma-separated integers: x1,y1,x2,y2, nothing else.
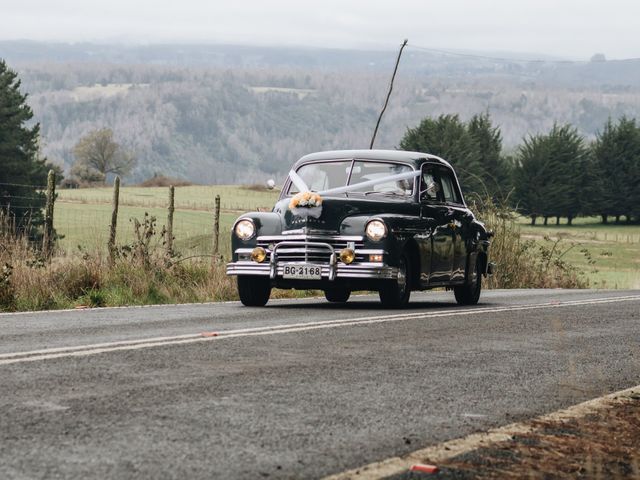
166,185,175,256
42,169,56,258
108,176,120,265
212,194,221,261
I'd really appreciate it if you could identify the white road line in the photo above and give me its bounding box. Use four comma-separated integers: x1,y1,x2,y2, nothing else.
1,295,639,366
323,383,640,480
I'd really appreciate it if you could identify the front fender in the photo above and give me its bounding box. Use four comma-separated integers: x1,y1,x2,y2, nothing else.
231,212,282,256
340,214,433,236
339,214,434,266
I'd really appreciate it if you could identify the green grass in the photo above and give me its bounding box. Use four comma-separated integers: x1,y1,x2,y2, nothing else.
57,185,279,212
54,184,279,259
53,186,640,289
519,217,640,289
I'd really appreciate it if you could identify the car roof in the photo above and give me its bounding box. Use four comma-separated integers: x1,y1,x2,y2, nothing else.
294,149,454,171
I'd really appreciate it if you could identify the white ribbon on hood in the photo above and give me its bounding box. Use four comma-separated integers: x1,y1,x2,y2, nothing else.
288,169,420,196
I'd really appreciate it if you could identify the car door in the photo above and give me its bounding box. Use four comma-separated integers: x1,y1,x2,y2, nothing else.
438,167,470,284
419,165,454,285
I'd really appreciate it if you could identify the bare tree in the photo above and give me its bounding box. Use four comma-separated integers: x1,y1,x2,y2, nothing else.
71,128,135,183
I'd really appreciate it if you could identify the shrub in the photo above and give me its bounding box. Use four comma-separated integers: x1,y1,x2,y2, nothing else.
471,195,589,289
137,175,193,187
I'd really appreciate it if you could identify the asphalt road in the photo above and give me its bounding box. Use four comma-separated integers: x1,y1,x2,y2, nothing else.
1,289,639,479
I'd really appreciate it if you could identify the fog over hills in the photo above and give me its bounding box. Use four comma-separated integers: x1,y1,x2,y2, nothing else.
3,41,640,183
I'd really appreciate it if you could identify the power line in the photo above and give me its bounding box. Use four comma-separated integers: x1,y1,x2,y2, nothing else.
408,44,640,65
0,181,47,189
0,195,46,200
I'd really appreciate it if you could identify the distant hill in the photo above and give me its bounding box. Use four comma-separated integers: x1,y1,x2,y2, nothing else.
2,41,640,184
3,40,640,86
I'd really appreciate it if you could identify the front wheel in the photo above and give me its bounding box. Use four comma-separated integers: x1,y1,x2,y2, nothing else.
454,259,482,305
237,276,271,307
325,289,350,303
379,252,411,308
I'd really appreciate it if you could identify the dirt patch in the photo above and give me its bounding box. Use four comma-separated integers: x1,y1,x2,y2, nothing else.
403,395,640,479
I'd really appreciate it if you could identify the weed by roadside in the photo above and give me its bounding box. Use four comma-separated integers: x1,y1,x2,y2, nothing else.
0,210,320,312
1,197,597,312
471,196,590,289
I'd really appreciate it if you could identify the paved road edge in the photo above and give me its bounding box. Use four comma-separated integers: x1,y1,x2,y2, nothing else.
324,384,640,480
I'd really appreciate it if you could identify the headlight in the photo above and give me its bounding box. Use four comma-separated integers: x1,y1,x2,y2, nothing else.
234,219,255,240
365,220,387,241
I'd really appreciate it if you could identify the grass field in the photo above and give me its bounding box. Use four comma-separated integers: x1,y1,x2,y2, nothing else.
54,186,640,289
57,184,279,211
55,185,279,259
519,217,640,289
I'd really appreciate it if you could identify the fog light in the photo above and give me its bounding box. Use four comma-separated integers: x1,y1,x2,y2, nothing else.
339,248,355,264
251,247,267,263
369,254,383,262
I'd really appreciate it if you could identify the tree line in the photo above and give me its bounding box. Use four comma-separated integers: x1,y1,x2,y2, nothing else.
3,54,640,241
15,60,640,185
400,114,640,224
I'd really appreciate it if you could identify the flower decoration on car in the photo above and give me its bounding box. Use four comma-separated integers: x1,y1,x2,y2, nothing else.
289,191,323,218
289,191,323,209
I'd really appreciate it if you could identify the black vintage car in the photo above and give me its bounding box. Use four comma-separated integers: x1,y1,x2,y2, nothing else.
226,150,494,307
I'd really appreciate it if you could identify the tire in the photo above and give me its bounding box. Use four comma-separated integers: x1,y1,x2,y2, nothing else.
454,259,482,305
325,289,350,303
379,252,411,308
237,276,271,307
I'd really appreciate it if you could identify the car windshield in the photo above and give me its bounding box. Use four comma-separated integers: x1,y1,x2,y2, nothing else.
288,160,415,197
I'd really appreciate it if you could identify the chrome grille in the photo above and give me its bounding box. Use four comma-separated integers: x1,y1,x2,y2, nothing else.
257,235,365,265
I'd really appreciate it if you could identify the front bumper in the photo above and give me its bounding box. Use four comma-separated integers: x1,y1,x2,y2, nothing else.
226,261,399,280
226,238,398,281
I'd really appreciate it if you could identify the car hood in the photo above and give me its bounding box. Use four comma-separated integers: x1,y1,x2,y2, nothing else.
273,196,414,233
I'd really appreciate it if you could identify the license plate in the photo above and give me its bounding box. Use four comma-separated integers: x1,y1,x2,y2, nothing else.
282,264,322,280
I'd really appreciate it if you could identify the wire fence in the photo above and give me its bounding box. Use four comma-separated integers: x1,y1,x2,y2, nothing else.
4,179,640,262
2,178,281,260
0,184,278,258
53,202,230,258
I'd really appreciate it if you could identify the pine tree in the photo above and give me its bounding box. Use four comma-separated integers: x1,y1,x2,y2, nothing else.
512,124,587,224
399,114,484,194
592,117,640,223
0,59,50,234
467,112,510,199
513,133,555,224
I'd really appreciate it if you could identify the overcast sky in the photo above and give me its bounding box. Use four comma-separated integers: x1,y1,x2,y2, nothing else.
2,0,638,59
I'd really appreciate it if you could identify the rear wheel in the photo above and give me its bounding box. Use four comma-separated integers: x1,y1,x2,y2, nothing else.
325,289,350,303
379,252,411,308
454,259,482,305
237,276,271,307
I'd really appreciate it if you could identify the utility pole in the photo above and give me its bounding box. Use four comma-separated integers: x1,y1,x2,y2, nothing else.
369,39,408,149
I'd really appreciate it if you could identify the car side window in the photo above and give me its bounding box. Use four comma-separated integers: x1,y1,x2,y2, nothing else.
439,169,462,204
420,166,442,203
